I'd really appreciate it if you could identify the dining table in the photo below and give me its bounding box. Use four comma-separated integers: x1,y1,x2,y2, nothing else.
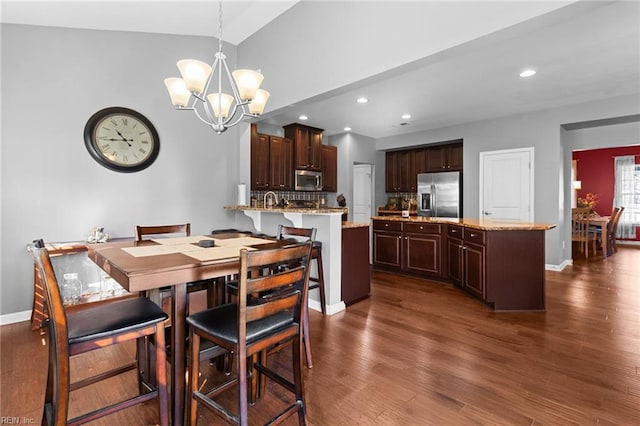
86,232,282,425
588,215,611,256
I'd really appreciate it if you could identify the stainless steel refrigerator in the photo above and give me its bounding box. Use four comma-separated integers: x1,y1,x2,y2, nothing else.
417,171,462,218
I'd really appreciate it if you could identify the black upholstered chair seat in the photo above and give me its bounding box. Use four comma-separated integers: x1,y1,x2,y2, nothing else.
186,302,297,345
67,298,168,345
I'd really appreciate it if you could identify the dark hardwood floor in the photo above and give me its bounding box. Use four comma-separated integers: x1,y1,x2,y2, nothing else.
2,246,639,425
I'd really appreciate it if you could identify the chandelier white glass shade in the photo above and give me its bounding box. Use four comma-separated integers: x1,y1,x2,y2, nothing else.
163,2,270,134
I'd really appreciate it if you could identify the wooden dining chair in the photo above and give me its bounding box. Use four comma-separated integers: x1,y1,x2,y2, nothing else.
186,242,313,426
608,206,625,255
571,208,597,257
27,239,169,426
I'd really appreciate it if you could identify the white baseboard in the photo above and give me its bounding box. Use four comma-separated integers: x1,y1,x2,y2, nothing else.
0,310,31,326
546,259,572,271
618,240,640,246
308,299,346,315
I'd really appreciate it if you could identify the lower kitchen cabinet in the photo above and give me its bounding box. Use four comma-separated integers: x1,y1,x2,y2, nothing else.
373,220,443,279
374,219,547,311
342,225,371,305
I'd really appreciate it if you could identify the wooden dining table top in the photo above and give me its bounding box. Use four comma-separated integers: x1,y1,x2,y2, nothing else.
86,233,281,293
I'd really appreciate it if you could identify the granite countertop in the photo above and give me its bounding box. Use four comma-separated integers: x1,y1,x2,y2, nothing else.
371,216,556,231
225,205,348,214
342,221,370,229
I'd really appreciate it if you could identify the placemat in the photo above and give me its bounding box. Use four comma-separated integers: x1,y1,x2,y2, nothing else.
122,244,199,257
151,235,215,245
184,246,257,261
212,236,274,247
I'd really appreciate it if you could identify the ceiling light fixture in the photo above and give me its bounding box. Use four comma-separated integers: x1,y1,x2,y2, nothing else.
520,69,536,78
164,0,270,134
299,115,308,121
357,97,368,104
344,127,352,132
401,114,411,120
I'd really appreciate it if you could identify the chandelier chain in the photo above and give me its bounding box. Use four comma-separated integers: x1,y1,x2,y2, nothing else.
218,0,223,54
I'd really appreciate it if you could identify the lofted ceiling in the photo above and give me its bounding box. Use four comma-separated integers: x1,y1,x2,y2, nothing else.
2,1,639,139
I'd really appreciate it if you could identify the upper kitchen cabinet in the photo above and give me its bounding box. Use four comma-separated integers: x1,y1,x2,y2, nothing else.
250,125,293,190
385,150,416,192
251,131,270,190
269,136,294,190
321,144,338,192
426,142,463,172
284,123,323,171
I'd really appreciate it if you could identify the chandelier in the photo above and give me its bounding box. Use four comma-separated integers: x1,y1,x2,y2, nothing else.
164,1,270,134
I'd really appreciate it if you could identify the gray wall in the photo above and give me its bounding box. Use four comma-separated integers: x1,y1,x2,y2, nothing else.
375,94,640,267
327,132,377,219
1,24,243,315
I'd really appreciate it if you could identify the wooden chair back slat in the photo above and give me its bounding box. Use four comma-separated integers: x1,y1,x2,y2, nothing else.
135,224,190,241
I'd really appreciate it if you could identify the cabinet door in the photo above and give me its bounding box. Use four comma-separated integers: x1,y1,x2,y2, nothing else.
251,133,270,189
414,148,429,174
404,232,441,275
464,242,485,298
399,150,416,191
289,126,309,169
385,151,401,192
447,237,463,285
373,231,402,269
308,129,323,170
426,146,447,171
321,145,337,192
448,144,463,171
269,136,293,190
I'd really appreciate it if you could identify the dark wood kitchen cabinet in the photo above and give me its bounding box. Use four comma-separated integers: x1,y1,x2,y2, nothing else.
321,144,337,192
341,225,371,305
447,225,485,298
427,143,463,172
251,127,293,190
385,150,416,192
269,136,293,190
284,123,323,171
373,220,443,278
251,131,270,190
403,222,442,276
372,220,402,268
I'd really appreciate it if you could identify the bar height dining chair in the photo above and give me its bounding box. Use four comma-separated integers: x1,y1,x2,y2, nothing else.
186,242,313,426
27,239,169,426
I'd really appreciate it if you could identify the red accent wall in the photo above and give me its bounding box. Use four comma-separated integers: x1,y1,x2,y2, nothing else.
573,146,640,240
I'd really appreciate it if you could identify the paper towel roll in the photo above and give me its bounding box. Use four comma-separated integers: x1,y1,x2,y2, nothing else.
237,183,247,206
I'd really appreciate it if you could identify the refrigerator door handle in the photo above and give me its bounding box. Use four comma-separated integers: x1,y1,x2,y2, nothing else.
431,183,436,217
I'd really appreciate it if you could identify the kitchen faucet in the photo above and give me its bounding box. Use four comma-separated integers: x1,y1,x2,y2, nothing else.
263,191,278,208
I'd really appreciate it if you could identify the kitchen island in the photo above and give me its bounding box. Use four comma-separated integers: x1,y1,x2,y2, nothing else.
372,216,555,311
225,205,349,315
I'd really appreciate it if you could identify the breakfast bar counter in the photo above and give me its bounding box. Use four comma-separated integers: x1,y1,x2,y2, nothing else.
225,205,348,315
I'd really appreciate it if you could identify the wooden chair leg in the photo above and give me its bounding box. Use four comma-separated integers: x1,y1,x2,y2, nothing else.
292,334,306,425
314,251,326,314
187,330,201,426
302,302,313,368
154,323,169,426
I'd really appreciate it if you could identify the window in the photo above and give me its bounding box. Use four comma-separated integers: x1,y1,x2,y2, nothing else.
613,156,640,238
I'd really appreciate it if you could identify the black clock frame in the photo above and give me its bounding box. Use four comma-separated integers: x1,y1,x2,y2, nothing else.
84,107,160,173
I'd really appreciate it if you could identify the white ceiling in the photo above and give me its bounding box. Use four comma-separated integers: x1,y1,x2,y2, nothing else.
2,1,639,139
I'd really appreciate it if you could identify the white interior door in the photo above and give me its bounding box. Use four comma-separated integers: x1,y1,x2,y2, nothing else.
353,164,372,223
480,148,534,221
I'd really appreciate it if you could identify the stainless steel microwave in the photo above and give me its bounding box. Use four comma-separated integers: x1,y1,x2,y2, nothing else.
295,170,323,191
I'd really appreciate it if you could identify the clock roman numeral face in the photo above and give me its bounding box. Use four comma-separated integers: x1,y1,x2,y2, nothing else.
93,114,155,166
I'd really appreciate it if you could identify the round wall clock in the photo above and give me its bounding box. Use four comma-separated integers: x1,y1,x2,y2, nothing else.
84,107,160,173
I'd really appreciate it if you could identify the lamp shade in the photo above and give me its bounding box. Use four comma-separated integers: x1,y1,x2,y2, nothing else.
163,78,191,107
232,69,264,101
177,59,212,94
206,93,234,119
248,89,270,115
573,180,582,190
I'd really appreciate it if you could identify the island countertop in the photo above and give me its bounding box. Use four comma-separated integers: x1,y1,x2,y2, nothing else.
371,216,555,231
225,205,348,214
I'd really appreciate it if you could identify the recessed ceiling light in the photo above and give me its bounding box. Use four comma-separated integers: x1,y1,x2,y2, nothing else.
344,127,352,132
519,69,536,78
356,97,368,104
401,114,411,120
299,114,308,120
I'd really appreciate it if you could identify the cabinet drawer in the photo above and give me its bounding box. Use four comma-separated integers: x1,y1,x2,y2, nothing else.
464,228,486,245
405,223,441,235
373,221,403,232
447,225,463,239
